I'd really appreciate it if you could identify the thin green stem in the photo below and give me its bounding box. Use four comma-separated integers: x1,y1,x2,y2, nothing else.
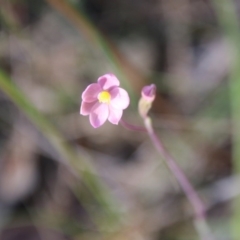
211,0,240,239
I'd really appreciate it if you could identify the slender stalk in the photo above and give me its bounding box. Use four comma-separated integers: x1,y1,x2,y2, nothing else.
144,117,205,217
143,117,213,240
121,115,213,239
120,119,147,133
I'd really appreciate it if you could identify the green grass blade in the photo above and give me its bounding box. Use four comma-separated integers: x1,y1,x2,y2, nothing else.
211,0,240,238
0,68,120,229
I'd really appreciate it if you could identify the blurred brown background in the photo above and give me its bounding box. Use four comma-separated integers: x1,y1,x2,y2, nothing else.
0,0,236,239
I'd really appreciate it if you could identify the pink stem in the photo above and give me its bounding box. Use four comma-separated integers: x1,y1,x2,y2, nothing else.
144,117,214,240
120,119,147,132
145,118,205,219
145,117,205,218
122,117,214,240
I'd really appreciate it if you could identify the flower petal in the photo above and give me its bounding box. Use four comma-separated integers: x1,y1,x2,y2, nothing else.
90,102,109,128
82,83,101,102
110,87,130,109
108,107,123,125
98,73,120,90
80,101,97,116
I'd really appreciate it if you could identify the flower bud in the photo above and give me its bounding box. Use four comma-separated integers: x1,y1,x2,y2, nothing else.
138,84,156,118
141,84,156,102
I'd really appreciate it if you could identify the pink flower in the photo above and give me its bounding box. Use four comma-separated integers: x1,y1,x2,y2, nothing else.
80,73,130,128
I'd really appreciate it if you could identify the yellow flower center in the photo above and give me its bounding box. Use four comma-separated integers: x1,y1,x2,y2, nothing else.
98,91,111,103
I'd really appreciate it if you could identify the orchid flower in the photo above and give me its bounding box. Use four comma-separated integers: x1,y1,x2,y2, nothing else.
80,73,130,128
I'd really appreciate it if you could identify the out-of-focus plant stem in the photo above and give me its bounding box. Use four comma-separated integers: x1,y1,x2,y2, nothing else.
0,69,121,231
211,0,240,239
44,0,177,112
45,0,137,103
